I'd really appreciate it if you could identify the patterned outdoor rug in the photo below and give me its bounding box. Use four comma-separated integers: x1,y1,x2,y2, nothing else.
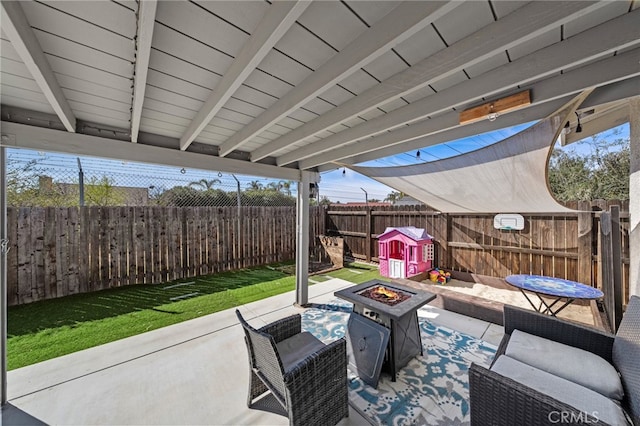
301,300,497,426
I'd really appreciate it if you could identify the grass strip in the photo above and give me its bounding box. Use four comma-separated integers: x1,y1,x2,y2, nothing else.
8,262,382,370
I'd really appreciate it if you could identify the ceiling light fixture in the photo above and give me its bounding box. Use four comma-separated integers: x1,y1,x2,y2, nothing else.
575,112,582,133
562,121,571,135
459,90,531,125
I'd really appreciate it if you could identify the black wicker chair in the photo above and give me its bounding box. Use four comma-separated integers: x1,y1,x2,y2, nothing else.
235,310,348,426
469,295,640,425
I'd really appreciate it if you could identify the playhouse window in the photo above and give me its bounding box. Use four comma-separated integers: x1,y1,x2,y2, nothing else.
423,244,434,262
380,243,386,258
409,246,416,262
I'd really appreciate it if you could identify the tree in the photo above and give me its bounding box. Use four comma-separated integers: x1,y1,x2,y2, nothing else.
548,135,630,201
189,178,221,190
247,180,263,191
384,191,404,204
85,176,126,206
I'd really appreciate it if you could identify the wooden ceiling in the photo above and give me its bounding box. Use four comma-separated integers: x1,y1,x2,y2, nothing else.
1,1,638,181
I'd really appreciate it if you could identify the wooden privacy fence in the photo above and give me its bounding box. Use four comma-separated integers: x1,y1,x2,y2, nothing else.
326,202,630,301
6,206,325,306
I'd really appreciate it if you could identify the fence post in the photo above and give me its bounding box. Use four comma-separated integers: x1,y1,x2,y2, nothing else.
365,207,372,262
600,206,623,331
577,200,593,286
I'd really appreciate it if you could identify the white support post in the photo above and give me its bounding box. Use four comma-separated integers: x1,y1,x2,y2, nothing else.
295,171,311,307
629,96,640,297
1,146,7,406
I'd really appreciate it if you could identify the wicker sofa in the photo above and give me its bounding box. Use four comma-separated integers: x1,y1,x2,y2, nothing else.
235,310,348,426
469,295,639,425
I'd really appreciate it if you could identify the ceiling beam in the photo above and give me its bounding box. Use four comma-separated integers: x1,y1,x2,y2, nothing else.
305,50,640,169
316,97,572,173
130,0,158,143
1,1,76,132
282,9,640,166
0,121,307,182
562,103,630,145
255,0,609,163
179,0,310,151
218,0,461,157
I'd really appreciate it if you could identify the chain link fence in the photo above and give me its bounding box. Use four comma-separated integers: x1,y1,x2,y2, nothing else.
6,149,310,207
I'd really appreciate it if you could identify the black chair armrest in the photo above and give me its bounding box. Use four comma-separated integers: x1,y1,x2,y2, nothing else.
260,314,302,343
283,337,348,426
469,363,605,425
504,305,615,363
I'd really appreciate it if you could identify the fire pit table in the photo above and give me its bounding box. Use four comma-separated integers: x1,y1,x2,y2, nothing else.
335,280,436,387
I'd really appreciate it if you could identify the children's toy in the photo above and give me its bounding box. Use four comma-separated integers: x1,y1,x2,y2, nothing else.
429,268,451,284
378,226,434,279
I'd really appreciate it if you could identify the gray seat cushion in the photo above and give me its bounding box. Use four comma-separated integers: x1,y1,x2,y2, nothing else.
491,355,631,426
506,329,624,400
276,331,326,372
612,295,640,425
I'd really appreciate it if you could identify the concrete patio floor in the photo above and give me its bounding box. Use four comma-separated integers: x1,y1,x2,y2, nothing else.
2,278,504,425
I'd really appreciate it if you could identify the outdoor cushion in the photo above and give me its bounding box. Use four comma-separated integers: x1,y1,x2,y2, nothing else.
276,331,326,372
491,355,631,426
506,329,624,400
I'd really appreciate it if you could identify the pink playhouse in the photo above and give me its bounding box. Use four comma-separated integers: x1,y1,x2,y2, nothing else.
378,226,434,279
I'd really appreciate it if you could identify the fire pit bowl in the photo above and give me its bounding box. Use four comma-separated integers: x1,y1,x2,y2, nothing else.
358,285,411,306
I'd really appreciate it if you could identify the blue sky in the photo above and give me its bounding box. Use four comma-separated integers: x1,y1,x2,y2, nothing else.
318,122,630,203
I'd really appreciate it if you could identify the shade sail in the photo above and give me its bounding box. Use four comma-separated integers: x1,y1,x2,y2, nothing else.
350,98,585,213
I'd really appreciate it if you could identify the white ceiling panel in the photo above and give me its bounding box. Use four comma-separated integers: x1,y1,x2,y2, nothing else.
232,85,278,110
143,98,197,120
0,57,35,81
358,108,385,121
564,1,629,38
342,116,367,128
139,122,183,139
296,1,367,50
0,91,54,113
0,37,22,61
151,24,234,77
155,1,249,57
362,50,408,82
207,118,241,134
430,71,469,93
401,86,436,104
337,69,379,95
506,28,561,61
39,1,136,38
287,108,319,123
277,117,304,131
327,123,350,134
243,69,294,99
264,124,292,137
68,100,129,122
433,1,494,46
378,98,408,114
342,1,397,26
144,86,204,112
34,30,132,78
146,70,210,103
256,49,313,87
300,97,336,116
45,56,131,92
215,108,254,126
1,84,50,104
1,72,40,92
465,52,510,79
21,1,134,61
140,109,190,127
317,85,355,107
62,89,130,113
491,1,525,20
273,24,337,71
393,25,446,66
148,50,221,90
56,75,130,104
193,1,269,34
224,98,264,119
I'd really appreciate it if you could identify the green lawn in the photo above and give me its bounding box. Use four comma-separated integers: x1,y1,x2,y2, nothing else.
8,261,383,370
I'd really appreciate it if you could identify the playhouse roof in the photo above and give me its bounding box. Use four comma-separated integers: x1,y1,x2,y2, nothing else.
379,226,432,242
